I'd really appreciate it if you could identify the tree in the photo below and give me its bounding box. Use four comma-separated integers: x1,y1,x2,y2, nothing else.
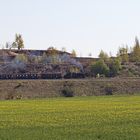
91,59,109,77
117,45,129,63
12,34,24,50
109,58,122,77
47,47,59,64
98,50,109,62
71,49,77,57
130,37,140,62
47,46,57,55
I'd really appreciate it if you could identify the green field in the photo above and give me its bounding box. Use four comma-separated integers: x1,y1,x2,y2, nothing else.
0,96,140,140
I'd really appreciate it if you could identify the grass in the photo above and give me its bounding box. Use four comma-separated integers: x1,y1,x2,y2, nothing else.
0,95,140,140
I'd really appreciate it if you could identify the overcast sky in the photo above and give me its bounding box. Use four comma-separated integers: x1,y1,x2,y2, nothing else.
0,0,140,57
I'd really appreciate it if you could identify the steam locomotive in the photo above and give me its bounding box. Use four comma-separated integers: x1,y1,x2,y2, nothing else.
0,72,85,80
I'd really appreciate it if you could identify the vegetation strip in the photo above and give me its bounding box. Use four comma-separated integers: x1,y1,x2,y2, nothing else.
0,96,140,140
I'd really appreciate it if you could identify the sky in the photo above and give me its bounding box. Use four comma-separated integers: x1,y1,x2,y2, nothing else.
0,0,140,57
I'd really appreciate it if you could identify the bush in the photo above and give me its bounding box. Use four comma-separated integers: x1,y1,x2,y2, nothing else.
61,88,74,97
105,84,117,95
105,87,113,95
15,54,28,63
61,82,74,97
91,59,109,77
109,58,122,77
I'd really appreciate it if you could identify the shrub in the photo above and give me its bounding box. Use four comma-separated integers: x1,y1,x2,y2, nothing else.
109,58,122,77
61,82,74,97
91,59,109,77
61,88,74,97
15,54,28,63
105,87,113,95
104,84,116,95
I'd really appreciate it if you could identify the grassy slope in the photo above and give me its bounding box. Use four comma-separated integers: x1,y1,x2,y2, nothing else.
0,96,140,140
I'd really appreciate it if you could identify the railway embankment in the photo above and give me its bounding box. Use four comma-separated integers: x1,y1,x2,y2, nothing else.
0,78,140,100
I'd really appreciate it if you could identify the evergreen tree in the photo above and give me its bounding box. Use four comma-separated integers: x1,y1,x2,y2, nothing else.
131,37,140,62
98,50,109,62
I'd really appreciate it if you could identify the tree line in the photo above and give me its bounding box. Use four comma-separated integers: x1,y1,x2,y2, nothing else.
1,34,140,77
3,34,77,57
91,37,140,77
3,34,140,61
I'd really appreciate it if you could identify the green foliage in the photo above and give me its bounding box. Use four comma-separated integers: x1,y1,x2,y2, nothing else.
14,34,24,50
91,59,109,77
104,84,117,95
0,96,140,140
117,46,129,62
69,67,80,73
91,57,122,77
61,82,74,97
130,37,140,62
98,50,109,62
109,58,122,77
47,47,59,64
15,54,28,63
61,88,74,97
47,47,57,54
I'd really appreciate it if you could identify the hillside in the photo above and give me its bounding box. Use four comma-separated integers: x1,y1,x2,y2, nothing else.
1,48,140,80
0,78,140,100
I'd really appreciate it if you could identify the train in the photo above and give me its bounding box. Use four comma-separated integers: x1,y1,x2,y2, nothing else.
0,72,85,80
